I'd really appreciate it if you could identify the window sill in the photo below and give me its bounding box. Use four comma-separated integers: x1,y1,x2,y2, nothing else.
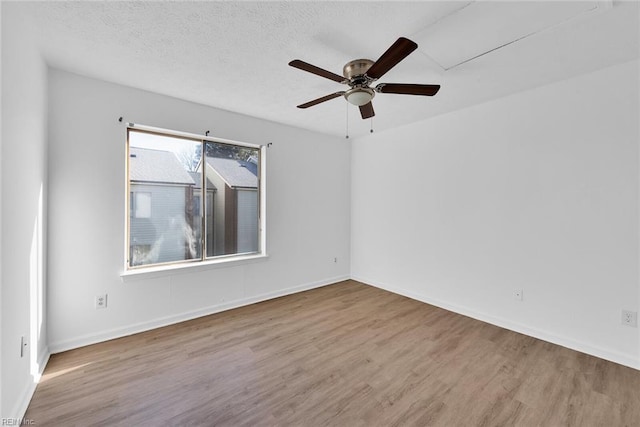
120,253,269,282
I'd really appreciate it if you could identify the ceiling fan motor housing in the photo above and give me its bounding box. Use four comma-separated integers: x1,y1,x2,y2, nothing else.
343,59,375,80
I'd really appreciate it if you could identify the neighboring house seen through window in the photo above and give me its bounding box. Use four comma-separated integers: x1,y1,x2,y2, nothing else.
127,128,263,269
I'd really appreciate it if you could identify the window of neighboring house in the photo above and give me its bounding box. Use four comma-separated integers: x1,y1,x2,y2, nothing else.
131,192,151,218
126,127,264,270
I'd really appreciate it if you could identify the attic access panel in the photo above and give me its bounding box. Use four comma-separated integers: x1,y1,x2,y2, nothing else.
414,0,612,70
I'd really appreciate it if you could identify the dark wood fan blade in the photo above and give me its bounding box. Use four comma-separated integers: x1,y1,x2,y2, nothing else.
297,92,345,109
376,83,440,96
359,102,375,119
366,37,418,80
289,60,346,83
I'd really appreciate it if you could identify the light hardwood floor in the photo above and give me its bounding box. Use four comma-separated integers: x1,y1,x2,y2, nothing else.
26,280,640,426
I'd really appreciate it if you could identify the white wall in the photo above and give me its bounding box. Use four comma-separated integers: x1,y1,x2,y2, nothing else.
1,4,49,419
47,69,351,352
351,60,640,369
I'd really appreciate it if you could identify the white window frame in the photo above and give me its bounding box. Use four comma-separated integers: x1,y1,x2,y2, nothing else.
122,124,267,278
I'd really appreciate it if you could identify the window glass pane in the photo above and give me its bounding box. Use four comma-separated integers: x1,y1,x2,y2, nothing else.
204,141,260,257
128,130,202,267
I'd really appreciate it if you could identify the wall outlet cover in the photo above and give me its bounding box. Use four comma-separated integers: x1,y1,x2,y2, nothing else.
96,294,108,309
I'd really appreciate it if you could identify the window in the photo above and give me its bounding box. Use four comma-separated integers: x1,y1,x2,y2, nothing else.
131,192,151,218
126,128,264,269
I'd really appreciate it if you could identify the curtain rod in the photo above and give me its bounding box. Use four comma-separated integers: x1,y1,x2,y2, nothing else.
118,117,269,148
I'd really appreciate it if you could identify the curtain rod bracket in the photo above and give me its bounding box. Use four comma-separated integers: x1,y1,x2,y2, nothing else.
118,117,135,127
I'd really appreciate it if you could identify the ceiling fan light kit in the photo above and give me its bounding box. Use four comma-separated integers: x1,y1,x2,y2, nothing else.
345,87,375,106
289,37,440,120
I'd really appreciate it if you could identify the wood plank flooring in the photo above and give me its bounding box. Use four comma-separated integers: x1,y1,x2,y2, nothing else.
26,280,640,426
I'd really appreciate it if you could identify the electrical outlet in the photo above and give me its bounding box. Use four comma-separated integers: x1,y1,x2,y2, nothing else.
621,310,637,327
95,294,108,309
514,289,523,301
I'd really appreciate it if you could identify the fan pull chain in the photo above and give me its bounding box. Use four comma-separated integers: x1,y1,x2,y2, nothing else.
345,103,350,139
370,117,374,133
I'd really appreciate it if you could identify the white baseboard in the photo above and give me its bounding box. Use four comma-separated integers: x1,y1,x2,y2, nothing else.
10,348,50,421
49,275,349,354
352,275,640,371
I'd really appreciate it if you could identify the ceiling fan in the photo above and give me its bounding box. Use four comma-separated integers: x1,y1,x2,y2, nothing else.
289,37,440,120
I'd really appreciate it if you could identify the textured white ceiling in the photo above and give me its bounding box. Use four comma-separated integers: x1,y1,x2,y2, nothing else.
14,1,640,138
415,1,604,69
